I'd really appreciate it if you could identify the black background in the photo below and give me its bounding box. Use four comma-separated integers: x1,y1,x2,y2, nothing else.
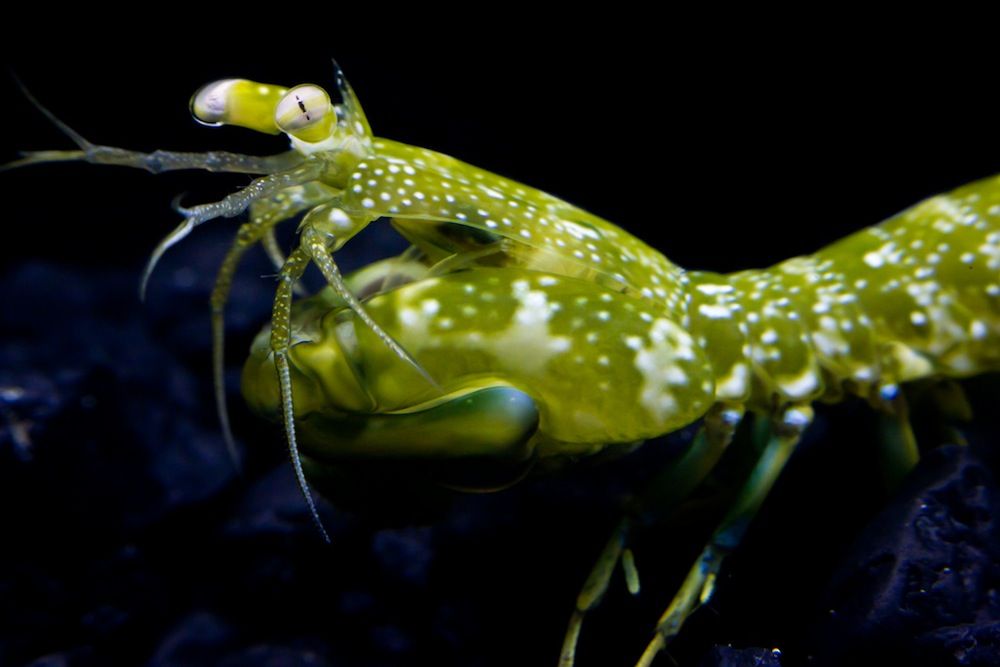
3,33,1000,667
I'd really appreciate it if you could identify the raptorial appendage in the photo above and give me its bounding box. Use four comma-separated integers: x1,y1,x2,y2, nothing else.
10,63,1000,667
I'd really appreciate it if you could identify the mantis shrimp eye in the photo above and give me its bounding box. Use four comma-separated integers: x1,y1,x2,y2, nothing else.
189,78,287,134
275,84,336,143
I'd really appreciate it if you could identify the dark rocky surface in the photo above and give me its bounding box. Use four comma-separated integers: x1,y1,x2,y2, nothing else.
812,444,1000,667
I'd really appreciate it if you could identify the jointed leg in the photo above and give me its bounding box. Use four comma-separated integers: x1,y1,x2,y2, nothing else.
635,405,813,667
270,246,331,542
141,160,326,297
210,184,338,469
559,404,745,667
210,228,257,468
876,385,921,492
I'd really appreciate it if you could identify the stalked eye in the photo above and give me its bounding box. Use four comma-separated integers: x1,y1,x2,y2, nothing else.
275,84,336,143
189,79,287,135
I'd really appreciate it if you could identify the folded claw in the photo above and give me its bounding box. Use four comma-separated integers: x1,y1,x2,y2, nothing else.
297,383,540,469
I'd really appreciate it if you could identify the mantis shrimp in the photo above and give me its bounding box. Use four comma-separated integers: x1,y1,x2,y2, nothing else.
6,60,1000,666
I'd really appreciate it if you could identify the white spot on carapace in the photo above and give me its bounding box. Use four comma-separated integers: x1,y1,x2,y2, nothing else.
698,304,732,319
979,242,1000,270
906,282,938,307
863,251,884,268
779,369,819,399
696,283,734,296
478,285,571,371
328,208,352,231
888,342,934,380
716,363,749,399
399,308,419,327
562,220,601,241
812,331,849,358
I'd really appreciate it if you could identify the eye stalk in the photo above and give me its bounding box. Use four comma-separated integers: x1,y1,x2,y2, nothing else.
275,84,336,144
189,79,287,135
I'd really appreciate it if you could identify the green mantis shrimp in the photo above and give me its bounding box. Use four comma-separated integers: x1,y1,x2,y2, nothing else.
7,62,1000,666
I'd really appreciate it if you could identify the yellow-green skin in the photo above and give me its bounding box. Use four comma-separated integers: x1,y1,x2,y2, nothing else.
240,95,1000,467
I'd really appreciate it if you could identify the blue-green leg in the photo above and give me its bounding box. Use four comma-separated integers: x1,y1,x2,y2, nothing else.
558,404,745,667
876,384,921,492
635,405,813,667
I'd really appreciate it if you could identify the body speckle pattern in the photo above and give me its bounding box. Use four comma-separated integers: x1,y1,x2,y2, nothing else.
7,60,1000,667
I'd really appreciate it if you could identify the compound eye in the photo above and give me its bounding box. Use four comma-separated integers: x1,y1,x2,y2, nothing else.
275,84,335,143
190,78,286,134
190,79,237,126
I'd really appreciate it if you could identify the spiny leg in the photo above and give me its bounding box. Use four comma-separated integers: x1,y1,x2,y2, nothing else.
141,160,326,298
559,405,745,667
260,227,308,298
270,246,330,542
210,184,339,469
635,405,813,667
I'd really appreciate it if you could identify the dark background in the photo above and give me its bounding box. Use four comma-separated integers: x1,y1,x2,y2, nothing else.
2,40,1000,667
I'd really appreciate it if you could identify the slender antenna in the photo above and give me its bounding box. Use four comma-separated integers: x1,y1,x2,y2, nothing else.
1,72,92,172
